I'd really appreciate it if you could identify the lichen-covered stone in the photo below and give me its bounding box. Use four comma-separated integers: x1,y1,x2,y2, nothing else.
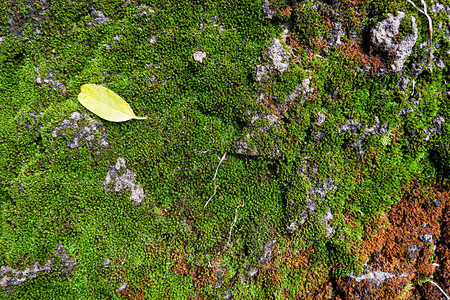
102,157,145,205
0,245,76,289
371,12,418,72
262,0,276,20
51,111,109,154
267,38,290,74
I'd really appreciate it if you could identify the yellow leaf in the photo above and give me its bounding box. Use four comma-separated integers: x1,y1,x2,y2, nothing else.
78,84,147,122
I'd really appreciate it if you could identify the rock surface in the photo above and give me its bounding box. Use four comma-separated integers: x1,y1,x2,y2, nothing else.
0,245,76,290
371,11,418,72
102,157,145,205
51,111,109,154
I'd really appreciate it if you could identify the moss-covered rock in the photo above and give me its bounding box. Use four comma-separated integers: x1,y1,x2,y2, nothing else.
0,0,449,298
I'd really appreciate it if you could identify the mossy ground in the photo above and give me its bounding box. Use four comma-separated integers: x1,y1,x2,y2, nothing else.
0,0,449,299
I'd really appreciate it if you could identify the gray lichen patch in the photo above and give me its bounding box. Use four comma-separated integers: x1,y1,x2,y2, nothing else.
254,38,291,83
0,245,76,289
280,77,314,110
34,66,67,94
338,116,389,155
91,9,110,26
371,12,418,72
288,179,337,232
267,38,290,74
322,208,335,237
422,113,446,141
102,157,145,205
348,266,408,287
51,111,109,154
262,0,276,20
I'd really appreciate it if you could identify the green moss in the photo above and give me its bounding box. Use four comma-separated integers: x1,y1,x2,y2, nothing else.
1,0,449,298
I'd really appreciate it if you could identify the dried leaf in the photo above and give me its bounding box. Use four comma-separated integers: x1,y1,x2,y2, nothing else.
78,84,147,122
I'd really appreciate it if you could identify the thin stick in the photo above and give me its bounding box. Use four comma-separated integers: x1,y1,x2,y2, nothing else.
204,152,227,208
226,200,244,247
406,0,433,73
428,280,450,300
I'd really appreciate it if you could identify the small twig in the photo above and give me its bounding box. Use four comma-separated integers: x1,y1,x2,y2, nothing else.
406,0,433,73
428,280,450,300
411,79,415,97
226,200,244,247
204,152,227,208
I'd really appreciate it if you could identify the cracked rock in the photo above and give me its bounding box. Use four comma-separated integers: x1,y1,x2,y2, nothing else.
371,11,418,72
102,157,145,205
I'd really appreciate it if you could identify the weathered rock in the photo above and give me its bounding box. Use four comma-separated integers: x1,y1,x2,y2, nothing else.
262,0,276,20
281,77,314,109
91,9,110,25
102,157,145,205
193,51,207,63
328,21,345,46
267,38,290,74
419,234,433,243
371,12,418,72
423,114,446,141
149,35,157,45
338,116,389,155
315,112,327,126
348,267,407,287
337,119,362,134
260,240,277,263
255,65,270,84
405,244,422,260
322,208,335,237
35,66,67,94
0,245,76,290
137,5,155,17
289,179,337,232
51,111,109,154
117,282,128,293
224,290,232,300
430,3,448,14
102,258,111,269
147,74,157,85
235,139,259,156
